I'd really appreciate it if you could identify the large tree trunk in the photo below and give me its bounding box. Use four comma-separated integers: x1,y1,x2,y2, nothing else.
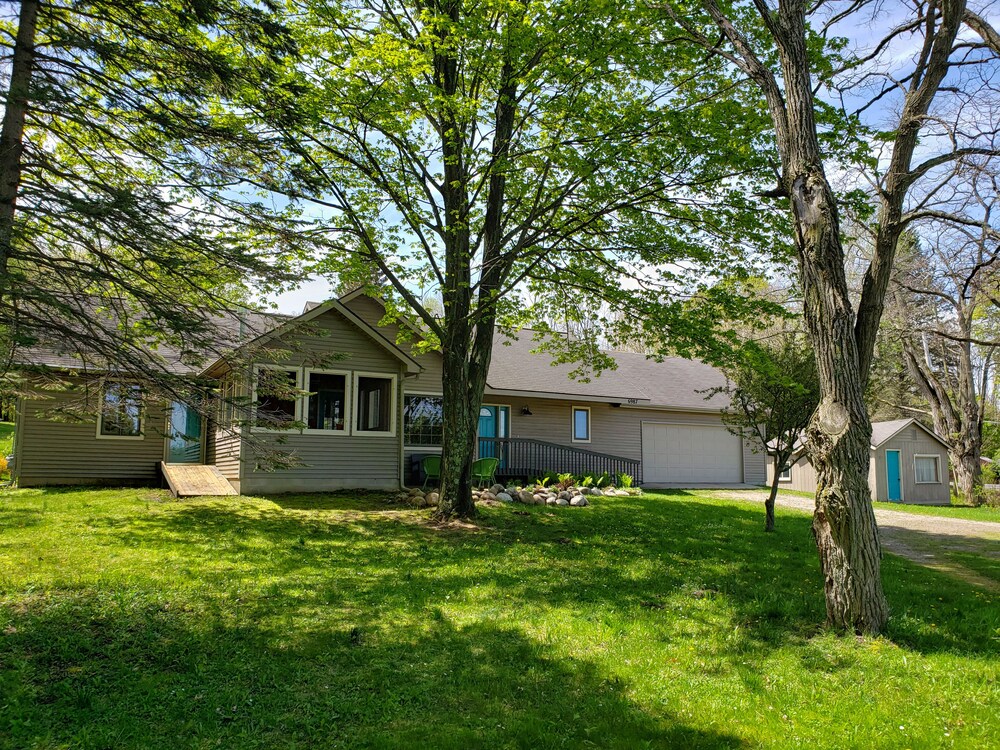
437,341,479,518
776,11,888,633
436,317,495,519
0,0,39,285
790,165,888,633
698,0,889,630
952,450,983,505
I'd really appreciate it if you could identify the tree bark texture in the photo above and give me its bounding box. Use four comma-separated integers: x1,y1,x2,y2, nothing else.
0,0,39,287
437,323,493,519
698,0,889,631
775,3,888,633
765,471,779,533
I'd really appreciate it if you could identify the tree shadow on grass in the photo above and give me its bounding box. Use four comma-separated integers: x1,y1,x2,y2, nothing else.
0,593,744,749
87,490,1000,662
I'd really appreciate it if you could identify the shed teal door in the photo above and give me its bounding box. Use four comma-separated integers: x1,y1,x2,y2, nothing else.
886,450,902,502
167,402,203,464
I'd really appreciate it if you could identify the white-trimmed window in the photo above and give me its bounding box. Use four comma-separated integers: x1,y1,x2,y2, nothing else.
354,373,396,436
97,381,144,439
914,455,941,484
404,394,443,446
305,369,349,432
778,463,792,482
572,406,591,443
253,366,301,429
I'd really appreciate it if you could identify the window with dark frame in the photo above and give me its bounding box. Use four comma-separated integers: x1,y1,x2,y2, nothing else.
404,395,443,446
356,376,392,432
100,382,143,437
779,464,792,481
255,368,298,427
307,372,347,431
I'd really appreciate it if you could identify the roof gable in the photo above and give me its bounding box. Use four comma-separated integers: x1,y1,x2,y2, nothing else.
871,418,949,449
203,298,422,376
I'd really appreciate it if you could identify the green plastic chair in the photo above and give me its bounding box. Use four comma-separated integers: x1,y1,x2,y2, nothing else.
471,457,500,488
421,455,441,489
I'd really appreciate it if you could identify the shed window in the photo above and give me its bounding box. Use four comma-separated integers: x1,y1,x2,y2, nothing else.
307,371,347,431
356,375,393,433
572,406,591,442
778,463,791,481
254,368,299,428
99,382,143,438
914,455,941,484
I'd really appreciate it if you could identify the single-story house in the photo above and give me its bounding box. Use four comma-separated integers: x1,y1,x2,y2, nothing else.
765,418,951,504
10,289,767,493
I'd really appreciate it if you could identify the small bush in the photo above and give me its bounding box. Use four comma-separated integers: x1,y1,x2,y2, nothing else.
983,461,998,486
980,488,1000,508
0,455,7,476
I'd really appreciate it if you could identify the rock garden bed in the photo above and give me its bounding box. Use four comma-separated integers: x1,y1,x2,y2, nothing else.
400,481,641,509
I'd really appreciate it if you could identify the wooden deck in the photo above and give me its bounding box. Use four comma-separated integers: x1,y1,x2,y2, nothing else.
160,462,238,498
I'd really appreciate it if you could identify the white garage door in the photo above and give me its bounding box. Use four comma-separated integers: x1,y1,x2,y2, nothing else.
641,423,743,484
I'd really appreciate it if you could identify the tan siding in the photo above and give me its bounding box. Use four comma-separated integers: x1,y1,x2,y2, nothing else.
240,433,401,494
16,383,166,486
211,426,242,480
505,399,764,483
238,306,405,493
766,454,818,493
342,294,444,394
743,438,767,485
269,307,402,371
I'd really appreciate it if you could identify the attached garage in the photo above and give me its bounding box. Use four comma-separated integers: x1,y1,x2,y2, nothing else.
641,422,744,484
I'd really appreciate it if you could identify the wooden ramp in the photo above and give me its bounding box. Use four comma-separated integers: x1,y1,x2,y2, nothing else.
160,462,238,498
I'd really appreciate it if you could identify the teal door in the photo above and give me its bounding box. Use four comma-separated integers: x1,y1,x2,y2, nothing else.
167,402,203,464
478,406,497,458
886,450,902,502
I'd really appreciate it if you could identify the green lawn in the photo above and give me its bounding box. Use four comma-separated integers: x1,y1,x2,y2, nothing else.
1,488,998,749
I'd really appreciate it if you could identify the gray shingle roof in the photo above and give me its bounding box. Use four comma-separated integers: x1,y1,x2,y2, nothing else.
14,309,284,375
486,330,729,409
870,419,913,447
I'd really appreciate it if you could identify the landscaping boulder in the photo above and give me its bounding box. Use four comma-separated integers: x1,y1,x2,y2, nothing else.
425,492,440,507
518,490,534,504
570,496,588,507
558,490,572,500
496,492,514,503
556,497,570,506
489,484,506,496
579,486,591,495
480,491,496,502
546,496,558,505
589,488,603,497
532,494,544,504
